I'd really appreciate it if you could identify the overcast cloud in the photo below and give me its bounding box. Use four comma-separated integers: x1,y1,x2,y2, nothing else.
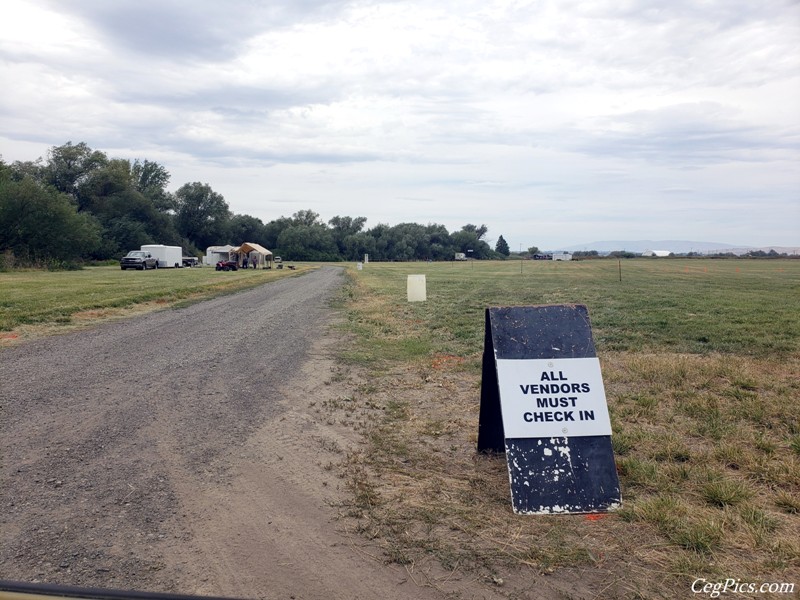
1,0,798,249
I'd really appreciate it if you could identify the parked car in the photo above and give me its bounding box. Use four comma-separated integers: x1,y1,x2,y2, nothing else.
215,260,238,271
120,251,158,270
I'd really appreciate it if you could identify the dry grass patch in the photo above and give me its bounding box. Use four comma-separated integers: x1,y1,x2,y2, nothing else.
328,352,800,596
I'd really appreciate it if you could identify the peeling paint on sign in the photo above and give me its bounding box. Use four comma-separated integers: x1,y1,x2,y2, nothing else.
478,305,622,515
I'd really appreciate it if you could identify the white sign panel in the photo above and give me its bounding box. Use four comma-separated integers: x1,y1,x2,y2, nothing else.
407,274,426,302
496,357,612,438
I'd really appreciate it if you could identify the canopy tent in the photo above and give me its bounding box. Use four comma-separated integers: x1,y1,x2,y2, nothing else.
232,242,273,269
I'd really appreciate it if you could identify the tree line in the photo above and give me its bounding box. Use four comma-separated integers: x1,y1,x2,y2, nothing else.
0,142,512,268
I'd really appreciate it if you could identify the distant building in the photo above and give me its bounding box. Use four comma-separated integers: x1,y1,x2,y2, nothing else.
552,252,573,261
642,249,672,257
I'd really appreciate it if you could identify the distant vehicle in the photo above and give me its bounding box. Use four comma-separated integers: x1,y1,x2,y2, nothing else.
120,251,158,270
274,256,282,263
182,257,199,267
215,260,238,271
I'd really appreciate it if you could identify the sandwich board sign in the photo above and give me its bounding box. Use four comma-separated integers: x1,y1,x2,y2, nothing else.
478,304,621,514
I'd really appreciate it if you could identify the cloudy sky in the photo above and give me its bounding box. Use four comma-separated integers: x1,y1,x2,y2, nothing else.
1,0,798,250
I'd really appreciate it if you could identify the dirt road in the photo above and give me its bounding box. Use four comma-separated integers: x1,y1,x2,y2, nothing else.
0,267,444,600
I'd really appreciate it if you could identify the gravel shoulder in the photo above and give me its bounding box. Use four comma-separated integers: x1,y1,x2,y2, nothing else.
0,267,443,599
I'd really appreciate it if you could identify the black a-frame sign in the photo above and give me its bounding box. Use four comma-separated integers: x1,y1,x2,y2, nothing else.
478,305,621,514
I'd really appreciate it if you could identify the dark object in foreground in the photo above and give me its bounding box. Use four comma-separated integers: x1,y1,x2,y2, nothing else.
0,580,243,600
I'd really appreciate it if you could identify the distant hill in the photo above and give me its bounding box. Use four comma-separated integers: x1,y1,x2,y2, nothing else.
553,241,799,255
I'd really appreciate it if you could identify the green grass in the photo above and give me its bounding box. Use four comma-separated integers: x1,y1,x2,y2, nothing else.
344,259,800,361
327,258,800,597
0,264,310,336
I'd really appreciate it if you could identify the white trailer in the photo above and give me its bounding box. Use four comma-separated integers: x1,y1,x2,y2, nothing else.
141,245,183,268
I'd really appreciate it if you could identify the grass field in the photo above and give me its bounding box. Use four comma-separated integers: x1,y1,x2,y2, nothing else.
0,264,310,344
330,258,800,597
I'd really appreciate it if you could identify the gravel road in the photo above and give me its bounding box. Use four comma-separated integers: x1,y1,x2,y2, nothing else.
0,267,443,600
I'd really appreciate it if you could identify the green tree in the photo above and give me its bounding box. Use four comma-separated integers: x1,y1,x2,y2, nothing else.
229,214,267,245
452,224,492,259
131,159,173,212
390,223,429,260
44,141,107,200
8,159,44,183
461,223,488,240
76,158,135,215
328,215,367,258
342,231,376,261
263,216,294,249
291,209,323,227
174,182,231,250
425,223,455,260
0,176,101,266
367,223,392,260
276,224,338,261
76,159,182,257
495,234,510,256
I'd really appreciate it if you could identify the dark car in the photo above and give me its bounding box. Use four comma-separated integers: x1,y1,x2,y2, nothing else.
120,250,158,270
215,260,238,271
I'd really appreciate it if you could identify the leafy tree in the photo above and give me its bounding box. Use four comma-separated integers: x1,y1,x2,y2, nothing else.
8,159,44,183
425,223,455,261
276,224,338,261
292,209,323,227
174,182,231,250
461,223,488,240
342,231,376,261
262,216,293,249
386,223,430,260
329,215,367,259
367,223,392,260
0,176,101,266
495,234,510,256
452,224,492,259
527,246,540,256
131,159,173,212
229,214,267,245
44,142,107,200
76,159,134,214
99,216,152,258
76,159,181,257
